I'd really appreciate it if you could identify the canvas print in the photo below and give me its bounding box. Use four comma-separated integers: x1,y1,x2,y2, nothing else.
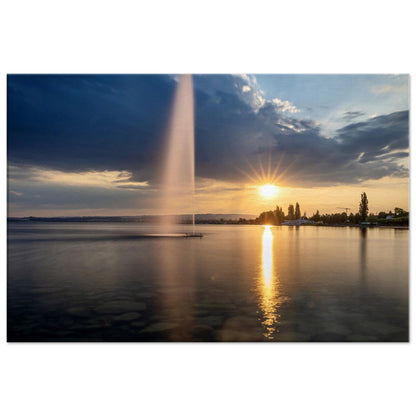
7,74,409,342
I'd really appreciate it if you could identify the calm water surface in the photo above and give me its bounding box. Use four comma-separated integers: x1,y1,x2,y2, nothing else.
7,223,409,341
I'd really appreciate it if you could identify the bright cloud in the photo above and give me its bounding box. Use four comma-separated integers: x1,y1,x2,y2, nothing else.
8,165,149,190
272,98,299,113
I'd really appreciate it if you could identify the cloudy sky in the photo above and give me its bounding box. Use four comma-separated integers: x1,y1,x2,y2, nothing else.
7,74,409,217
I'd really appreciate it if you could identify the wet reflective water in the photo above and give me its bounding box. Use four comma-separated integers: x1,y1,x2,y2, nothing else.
7,223,409,341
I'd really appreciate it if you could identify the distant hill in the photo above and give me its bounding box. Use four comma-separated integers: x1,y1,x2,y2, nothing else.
195,214,256,221
8,214,256,223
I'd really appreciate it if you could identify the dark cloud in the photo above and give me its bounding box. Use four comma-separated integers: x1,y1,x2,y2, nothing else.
272,111,409,185
8,75,176,182
336,111,409,163
7,181,156,211
8,75,409,191
341,111,366,122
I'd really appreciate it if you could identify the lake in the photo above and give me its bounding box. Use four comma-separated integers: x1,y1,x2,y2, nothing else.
7,223,409,342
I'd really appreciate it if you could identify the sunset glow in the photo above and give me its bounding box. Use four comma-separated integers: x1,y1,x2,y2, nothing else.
7,74,409,217
259,184,278,198
6,72,410,347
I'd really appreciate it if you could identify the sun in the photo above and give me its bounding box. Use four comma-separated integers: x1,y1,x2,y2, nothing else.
259,184,278,198
238,155,286,199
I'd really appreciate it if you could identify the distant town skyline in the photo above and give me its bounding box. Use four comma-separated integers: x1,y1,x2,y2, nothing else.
8,74,409,217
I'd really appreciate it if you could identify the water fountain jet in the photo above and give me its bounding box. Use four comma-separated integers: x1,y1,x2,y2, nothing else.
161,74,201,237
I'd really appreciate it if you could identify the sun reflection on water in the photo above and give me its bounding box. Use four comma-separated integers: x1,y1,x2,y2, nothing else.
262,226,273,287
259,225,281,339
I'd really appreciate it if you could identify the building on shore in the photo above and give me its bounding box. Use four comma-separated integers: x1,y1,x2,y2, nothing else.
282,217,315,226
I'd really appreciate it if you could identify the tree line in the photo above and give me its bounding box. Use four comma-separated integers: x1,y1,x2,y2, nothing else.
252,192,409,226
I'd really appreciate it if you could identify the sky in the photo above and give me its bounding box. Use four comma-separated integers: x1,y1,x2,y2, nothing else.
7,74,409,217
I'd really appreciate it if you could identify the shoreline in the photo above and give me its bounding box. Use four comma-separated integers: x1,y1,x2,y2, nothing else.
7,218,409,230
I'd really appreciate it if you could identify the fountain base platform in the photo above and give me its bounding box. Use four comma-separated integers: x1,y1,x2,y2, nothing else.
143,233,203,238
